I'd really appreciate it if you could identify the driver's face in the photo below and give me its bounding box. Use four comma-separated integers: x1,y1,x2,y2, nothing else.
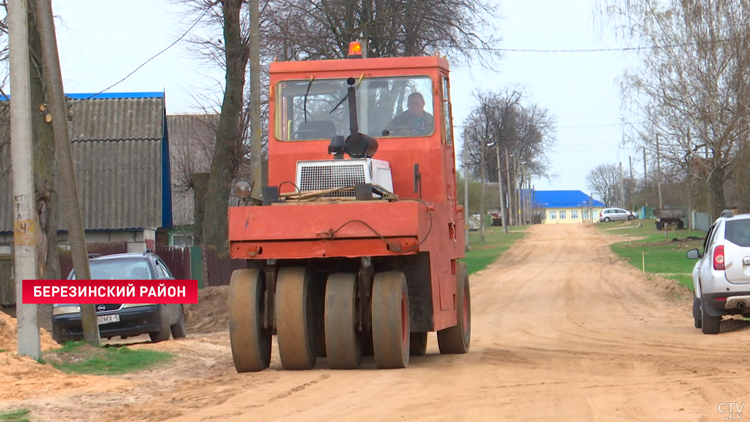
407,95,425,117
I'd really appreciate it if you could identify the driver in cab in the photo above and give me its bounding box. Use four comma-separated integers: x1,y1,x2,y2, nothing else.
384,92,434,136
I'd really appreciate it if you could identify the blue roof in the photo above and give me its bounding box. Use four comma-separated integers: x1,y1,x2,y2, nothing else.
0,92,164,101
533,190,605,208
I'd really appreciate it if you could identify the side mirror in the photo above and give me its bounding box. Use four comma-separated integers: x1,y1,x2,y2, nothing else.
686,248,701,259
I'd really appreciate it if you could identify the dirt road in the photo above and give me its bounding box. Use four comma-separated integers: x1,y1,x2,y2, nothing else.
3,224,750,421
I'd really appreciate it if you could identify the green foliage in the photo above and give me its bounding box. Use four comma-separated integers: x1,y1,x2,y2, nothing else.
51,342,173,375
460,226,527,274
596,221,705,291
0,409,30,422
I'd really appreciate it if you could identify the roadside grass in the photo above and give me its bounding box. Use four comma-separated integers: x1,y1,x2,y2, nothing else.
595,220,704,292
46,341,173,375
0,409,30,422
461,226,528,274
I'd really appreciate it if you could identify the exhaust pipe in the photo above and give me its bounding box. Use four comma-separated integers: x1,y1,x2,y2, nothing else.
738,302,745,309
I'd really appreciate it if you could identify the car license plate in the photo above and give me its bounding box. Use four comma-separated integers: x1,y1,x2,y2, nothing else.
97,314,120,325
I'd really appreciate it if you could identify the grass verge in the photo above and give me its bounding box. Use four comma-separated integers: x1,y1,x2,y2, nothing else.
595,220,704,292
460,226,528,274
0,409,30,422
47,341,173,375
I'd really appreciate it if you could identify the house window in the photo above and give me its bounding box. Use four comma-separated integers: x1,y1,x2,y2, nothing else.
550,211,556,219
572,210,578,219
560,211,566,219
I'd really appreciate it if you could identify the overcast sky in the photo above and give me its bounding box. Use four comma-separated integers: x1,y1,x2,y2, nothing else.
47,0,643,196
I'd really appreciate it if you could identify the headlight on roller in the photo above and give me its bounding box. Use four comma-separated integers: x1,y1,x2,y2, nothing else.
52,305,81,315
233,180,253,199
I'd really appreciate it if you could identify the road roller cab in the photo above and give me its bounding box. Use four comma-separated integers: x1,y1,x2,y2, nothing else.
227,44,470,371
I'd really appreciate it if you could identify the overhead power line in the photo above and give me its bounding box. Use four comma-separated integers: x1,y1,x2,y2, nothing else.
438,39,730,54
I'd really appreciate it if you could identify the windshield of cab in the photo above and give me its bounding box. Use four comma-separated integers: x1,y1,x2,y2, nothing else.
276,76,434,140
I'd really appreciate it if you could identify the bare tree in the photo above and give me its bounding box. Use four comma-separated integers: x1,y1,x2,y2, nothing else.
602,0,750,218
586,164,620,207
263,0,502,64
463,88,555,184
198,0,249,257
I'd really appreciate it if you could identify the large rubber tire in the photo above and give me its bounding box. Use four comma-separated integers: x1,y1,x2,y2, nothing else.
678,220,685,229
276,266,317,370
438,262,471,354
700,299,721,334
655,221,663,230
693,297,702,329
170,305,187,339
628,215,634,220
149,305,172,343
409,332,428,356
229,268,271,372
324,273,362,369
372,272,410,369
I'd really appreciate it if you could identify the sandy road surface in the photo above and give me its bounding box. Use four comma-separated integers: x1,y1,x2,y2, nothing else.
3,224,750,421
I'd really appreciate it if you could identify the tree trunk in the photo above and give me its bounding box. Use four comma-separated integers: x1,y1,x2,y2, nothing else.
28,4,60,280
202,0,249,263
707,164,726,219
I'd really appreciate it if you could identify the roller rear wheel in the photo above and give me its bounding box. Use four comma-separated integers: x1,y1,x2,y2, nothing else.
438,262,471,354
324,273,362,369
229,268,271,372
276,266,317,370
372,272,410,369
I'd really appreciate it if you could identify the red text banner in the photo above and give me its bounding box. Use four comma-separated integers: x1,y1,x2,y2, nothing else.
22,280,199,304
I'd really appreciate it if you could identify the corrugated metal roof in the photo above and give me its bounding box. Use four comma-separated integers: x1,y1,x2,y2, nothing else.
167,114,218,227
69,96,164,141
534,190,605,209
0,94,168,232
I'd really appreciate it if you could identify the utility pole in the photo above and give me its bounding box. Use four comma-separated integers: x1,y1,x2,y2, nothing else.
249,0,262,195
463,139,469,250
505,150,513,226
629,156,634,210
34,0,100,345
479,148,486,243
619,162,624,208
642,147,648,187
495,146,507,234
656,134,663,209
9,0,40,359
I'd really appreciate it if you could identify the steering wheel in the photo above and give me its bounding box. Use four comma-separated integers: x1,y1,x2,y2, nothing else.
382,125,413,136
293,129,334,140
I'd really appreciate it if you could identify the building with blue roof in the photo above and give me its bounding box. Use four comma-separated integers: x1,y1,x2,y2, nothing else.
532,190,605,224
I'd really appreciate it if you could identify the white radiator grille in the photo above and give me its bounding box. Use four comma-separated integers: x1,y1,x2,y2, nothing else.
298,163,367,197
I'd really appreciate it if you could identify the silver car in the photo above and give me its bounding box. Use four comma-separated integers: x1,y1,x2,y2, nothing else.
686,210,750,334
598,207,636,222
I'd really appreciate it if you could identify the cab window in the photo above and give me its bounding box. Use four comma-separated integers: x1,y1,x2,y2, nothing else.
276,76,434,140
441,75,453,145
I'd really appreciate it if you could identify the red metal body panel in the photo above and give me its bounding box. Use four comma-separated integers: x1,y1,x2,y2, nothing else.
228,55,465,332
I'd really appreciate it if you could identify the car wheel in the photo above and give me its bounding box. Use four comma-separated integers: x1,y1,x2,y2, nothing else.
604,217,610,222
627,215,634,220
149,304,172,343
170,305,187,339
692,297,702,329
700,300,720,334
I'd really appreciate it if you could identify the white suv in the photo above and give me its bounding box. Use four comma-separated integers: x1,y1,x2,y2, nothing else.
686,210,750,334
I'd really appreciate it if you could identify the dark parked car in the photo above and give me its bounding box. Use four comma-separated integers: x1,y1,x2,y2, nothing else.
51,252,186,343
